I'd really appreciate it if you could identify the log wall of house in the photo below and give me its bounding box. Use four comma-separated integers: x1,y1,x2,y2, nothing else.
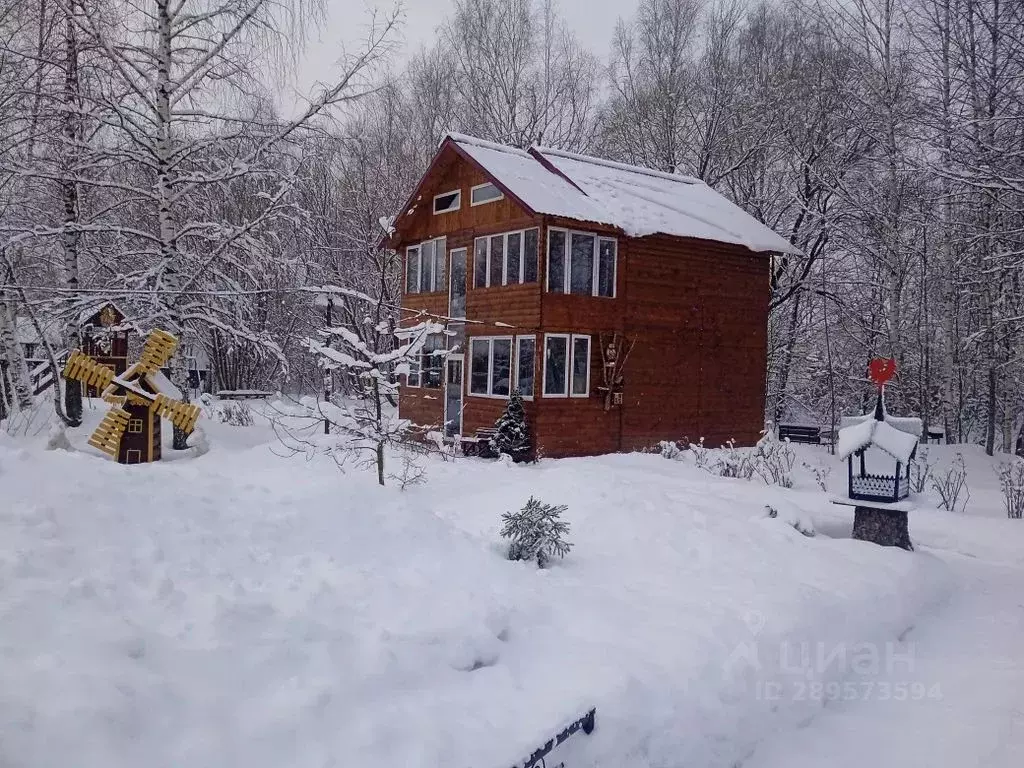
621,235,770,450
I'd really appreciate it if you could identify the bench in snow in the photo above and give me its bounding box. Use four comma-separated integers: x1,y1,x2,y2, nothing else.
778,424,822,444
216,390,273,401
460,427,497,457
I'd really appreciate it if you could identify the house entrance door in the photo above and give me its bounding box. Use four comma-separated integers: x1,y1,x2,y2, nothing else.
444,355,464,438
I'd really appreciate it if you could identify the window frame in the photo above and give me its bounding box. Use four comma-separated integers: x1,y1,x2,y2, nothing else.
515,335,536,400
128,418,144,434
542,333,571,398
467,335,515,399
406,245,421,294
432,189,461,215
470,182,504,207
542,333,591,399
406,237,447,293
546,226,617,298
472,227,540,288
570,335,591,398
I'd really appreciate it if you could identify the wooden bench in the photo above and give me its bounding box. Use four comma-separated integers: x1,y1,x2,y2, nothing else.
925,428,945,444
459,427,497,457
216,389,273,401
778,424,822,444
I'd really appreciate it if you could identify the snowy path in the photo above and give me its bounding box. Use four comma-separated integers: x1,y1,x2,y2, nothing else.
742,543,1024,768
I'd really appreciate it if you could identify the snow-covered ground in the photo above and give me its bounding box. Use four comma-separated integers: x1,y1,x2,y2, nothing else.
1,402,1022,767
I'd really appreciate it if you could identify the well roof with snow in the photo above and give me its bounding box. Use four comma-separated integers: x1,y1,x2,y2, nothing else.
837,395,922,505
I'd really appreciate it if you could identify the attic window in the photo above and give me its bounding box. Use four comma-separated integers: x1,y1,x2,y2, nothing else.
470,183,503,206
433,190,461,214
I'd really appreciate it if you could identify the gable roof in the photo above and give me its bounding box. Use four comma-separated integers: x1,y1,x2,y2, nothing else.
837,404,922,465
393,133,800,255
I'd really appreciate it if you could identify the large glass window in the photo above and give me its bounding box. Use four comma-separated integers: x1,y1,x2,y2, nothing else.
472,228,540,288
547,228,617,298
468,336,532,398
543,334,590,398
406,237,446,293
516,336,535,398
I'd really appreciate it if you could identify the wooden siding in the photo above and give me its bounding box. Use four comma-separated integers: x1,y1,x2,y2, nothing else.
621,235,770,450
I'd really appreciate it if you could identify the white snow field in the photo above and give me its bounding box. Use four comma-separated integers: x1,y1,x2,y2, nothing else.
1,403,1023,768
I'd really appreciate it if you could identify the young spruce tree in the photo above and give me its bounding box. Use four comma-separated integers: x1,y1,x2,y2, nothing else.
492,387,532,462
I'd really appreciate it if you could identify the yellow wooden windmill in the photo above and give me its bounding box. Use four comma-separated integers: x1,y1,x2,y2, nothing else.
63,329,201,464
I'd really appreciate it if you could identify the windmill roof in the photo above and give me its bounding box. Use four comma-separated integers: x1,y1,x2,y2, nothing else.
443,134,800,255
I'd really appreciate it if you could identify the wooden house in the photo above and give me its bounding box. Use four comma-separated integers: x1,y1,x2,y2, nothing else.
388,134,800,458
79,302,133,397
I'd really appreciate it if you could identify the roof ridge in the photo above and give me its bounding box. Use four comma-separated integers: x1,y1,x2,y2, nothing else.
535,146,702,185
446,132,532,158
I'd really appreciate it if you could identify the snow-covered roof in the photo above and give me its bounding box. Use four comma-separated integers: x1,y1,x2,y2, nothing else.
840,410,923,437
837,418,919,464
117,362,184,401
147,370,183,400
443,134,800,255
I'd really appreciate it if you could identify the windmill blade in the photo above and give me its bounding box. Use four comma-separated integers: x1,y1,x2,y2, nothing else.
87,407,130,459
136,330,179,375
64,350,116,391
152,394,202,434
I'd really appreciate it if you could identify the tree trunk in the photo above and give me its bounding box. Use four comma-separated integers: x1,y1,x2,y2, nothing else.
0,290,34,411
852,506,913,551
61,2,83,427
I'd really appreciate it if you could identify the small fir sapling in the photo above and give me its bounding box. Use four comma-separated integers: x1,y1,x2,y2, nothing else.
500,497,572,567
492,388,532,462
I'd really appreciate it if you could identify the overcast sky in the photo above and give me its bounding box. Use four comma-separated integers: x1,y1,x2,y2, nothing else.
290,0,637,106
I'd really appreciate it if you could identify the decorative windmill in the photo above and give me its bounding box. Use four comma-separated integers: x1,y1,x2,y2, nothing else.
63,329,201,464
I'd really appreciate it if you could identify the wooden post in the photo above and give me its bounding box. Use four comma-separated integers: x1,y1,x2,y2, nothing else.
852,507,913,551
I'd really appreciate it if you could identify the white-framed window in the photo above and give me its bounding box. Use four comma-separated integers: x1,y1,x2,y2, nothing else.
128,418,144,434
405,237,447,293
406,245,420,294
516,335,536,398
470,182,504,206
546,227,617,297
469,336,513,398
473,228,540,288
433,189,461,214
543,333,590,398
